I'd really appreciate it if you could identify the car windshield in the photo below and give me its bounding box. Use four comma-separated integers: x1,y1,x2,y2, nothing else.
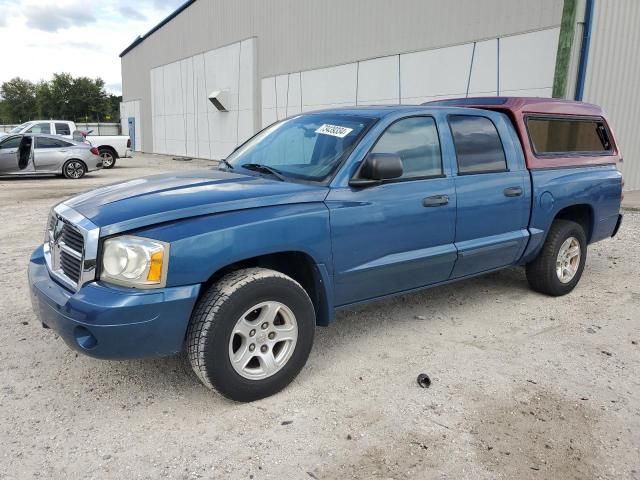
225,113,375,182
9,123,31,134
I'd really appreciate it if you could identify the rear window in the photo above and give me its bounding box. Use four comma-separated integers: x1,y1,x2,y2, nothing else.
527,117,612,155
55,123,71,136
36,137,70,149
448,115,507,174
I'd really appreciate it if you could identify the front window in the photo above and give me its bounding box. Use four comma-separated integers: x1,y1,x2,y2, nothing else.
26,122,51,135
0,136,21,149
225,113,376,182
369,116,442,179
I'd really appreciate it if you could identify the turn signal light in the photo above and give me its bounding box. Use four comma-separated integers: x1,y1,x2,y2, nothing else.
147,251,164,282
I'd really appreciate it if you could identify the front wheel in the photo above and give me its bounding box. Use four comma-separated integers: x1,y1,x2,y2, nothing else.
186,268,316,402
62,160,86,179
526,219,587,296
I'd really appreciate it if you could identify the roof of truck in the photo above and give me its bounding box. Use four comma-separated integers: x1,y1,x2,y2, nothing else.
424,96,605,117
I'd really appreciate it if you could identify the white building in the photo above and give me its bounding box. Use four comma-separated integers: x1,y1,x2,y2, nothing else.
120,0,640,189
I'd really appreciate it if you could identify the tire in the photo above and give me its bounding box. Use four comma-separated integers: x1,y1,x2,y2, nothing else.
526,219,587,296
99,148,117,169
62,159,87,179
186,268,316,402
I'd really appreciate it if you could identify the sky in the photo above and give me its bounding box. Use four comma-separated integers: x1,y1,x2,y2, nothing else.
0,0,186,95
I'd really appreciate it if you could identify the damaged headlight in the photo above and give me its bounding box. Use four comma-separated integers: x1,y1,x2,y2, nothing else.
100,235,170,288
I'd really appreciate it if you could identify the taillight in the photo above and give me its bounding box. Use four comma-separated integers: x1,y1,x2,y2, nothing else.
127,138,131,148
90,147,99,156
621,177,625,201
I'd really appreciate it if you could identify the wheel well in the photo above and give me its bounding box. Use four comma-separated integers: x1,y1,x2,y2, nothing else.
554,204,594,242
203,252,329,325
98,146,118,158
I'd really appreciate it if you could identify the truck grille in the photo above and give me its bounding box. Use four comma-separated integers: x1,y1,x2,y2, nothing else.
59,223,84,283
61,225,84,253
46,214,86,288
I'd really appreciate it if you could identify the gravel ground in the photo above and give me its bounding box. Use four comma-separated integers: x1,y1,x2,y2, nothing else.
1,154,638,479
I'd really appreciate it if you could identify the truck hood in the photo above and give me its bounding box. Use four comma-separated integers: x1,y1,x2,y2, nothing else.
64,169,329,235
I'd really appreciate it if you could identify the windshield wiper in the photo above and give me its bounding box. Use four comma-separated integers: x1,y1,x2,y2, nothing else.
218,158,234,170
241,163,287,181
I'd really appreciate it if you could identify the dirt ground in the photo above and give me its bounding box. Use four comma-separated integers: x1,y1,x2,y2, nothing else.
0,154,638,480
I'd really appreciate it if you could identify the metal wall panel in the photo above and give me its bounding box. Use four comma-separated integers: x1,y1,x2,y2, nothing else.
583,0,640,190
122,0,563,154
262,29,560,126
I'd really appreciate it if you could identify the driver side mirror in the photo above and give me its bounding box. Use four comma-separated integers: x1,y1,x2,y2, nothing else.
349,153,403,187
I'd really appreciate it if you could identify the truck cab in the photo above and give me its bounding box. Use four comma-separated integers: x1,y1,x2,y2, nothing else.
28,98,623,402
1,120,75,139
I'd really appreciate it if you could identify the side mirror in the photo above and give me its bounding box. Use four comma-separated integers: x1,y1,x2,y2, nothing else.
349,153,403,187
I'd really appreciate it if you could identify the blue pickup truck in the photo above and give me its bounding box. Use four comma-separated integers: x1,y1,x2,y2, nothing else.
28,97,623,401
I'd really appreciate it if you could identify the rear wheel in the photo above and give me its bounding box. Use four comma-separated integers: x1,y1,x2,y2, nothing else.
526,219,587,296
186,268,315,402
62,160,86,179
99,148,117,169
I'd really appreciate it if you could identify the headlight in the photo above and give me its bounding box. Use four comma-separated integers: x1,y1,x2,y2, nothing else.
100,235,170,288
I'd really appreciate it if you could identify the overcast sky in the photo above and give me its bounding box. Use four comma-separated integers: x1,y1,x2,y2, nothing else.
0,0,185,95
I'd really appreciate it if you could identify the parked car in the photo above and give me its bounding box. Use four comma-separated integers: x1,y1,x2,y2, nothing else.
0,133,102,178
28,97,623,402
0,120,130,169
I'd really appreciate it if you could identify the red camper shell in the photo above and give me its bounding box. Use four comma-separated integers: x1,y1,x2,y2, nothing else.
424,97,622,170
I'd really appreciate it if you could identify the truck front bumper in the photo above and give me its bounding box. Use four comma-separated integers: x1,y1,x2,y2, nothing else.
28,245,200,359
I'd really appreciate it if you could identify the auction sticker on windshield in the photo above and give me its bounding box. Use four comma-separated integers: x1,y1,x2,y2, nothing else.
315,124,353,138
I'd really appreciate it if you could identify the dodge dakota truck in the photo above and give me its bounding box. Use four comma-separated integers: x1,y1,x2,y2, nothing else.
28,97,624,401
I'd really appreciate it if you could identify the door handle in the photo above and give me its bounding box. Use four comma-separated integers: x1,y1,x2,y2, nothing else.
503,186,523,197
423,194,449,207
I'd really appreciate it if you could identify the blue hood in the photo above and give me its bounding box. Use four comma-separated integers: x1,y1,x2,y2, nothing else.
64,169,328,235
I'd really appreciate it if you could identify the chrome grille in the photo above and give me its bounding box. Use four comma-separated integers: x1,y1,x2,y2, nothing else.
61,224,84,253
44,205,99,291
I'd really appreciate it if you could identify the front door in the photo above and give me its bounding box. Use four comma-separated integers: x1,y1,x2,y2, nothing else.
327,116,457,306
447,114,529,278
0,135,22,173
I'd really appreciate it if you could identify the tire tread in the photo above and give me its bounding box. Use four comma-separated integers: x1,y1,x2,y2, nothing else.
526,219,586,296
186,268,310,396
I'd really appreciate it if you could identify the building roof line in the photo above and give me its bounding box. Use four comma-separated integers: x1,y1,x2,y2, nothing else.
119,0,197,58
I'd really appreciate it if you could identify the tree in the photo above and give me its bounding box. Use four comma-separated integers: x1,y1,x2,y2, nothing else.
105,94,123,123
0,77,37,123
1,74,116,123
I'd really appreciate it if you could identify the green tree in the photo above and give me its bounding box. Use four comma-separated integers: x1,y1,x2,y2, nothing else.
105,94,122,123
0,77,37,123
1,74,116,124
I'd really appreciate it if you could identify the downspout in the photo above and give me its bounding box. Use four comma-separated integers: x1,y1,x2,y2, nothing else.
574,0,595,100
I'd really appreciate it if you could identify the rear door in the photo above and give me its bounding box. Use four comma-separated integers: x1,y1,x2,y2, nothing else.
33,136,71,172
0,135,22,173
328,115,457,305
446,113,530,278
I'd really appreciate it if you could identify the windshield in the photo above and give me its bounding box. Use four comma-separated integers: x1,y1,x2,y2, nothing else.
226,113,375,182
9,122,31,134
